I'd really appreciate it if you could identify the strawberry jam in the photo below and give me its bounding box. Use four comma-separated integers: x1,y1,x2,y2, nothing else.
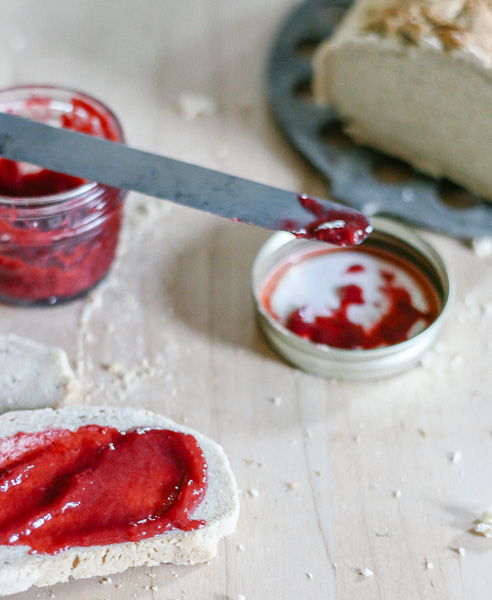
280,195,372,246
262,246,441,350
0,425,207,555
0,85,126,306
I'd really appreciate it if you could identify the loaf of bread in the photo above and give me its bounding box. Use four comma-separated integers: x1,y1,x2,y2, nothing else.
313,0,492,200
0,406,239,596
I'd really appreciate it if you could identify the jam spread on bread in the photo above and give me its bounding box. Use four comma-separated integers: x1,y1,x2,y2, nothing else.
0,425,207,554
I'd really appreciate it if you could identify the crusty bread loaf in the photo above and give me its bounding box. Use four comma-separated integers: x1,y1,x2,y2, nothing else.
0,335,78,414
313,0,492,201
0,406,239,596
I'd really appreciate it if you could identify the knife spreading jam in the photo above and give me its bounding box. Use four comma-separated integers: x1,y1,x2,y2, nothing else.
0,425,207,555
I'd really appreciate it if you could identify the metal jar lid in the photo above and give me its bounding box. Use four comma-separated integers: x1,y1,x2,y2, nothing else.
252,217,452,379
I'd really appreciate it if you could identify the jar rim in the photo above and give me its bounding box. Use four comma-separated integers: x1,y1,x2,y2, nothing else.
0,84,125,205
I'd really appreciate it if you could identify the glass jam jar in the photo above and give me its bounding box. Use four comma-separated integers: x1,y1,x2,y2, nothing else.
0,85,126,306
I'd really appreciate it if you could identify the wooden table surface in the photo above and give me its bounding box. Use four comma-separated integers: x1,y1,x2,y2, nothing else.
1,2,491,599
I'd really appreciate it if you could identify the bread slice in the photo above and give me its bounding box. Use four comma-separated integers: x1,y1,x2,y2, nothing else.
0,406,239,596
313,0,492,201
0,335,78,414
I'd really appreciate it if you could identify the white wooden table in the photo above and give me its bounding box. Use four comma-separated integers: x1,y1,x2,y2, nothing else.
0,2,491,599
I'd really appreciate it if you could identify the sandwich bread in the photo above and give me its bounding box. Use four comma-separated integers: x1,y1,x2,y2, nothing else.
0,405,239,596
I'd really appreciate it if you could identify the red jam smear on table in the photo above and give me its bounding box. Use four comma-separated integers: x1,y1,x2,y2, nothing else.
0,425,207,555
282,195,372,246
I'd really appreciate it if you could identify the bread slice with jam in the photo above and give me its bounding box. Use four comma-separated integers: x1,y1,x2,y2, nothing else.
0,406,239,596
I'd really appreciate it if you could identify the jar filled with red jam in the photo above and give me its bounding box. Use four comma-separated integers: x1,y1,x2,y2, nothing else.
0,85,126,306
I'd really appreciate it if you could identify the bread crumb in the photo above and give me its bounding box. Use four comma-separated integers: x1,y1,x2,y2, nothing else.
420,350,435,369
238,595,246,600
248,488,259,498
450,451,462,463
419,428,428,437
214,144,230,159
287,482,298,491
100,577,112,584
473,506,492,537
316,470,322,477
451,354,464,367
305,572,313,579
115,583,122,588
425,559,434,569
271,396,282,405
360,568,373,577
457,547,466,556
178,93,217,121
471,237,492,257
393,489,402,498
237,544,245,551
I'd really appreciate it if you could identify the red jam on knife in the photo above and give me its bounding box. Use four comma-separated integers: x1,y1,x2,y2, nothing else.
281,195,372,247
0,86,125,306
0,425,207,555
261,246,441,350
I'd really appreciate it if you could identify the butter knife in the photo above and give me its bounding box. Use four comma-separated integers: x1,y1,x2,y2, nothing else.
0,112,371,246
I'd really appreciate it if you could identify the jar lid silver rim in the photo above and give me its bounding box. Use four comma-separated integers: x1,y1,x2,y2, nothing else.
252,217,453,378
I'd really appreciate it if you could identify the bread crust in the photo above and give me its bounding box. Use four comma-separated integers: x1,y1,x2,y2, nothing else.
0,406,239,596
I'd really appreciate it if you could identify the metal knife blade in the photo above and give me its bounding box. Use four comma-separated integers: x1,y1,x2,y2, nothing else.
0,112,371,246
